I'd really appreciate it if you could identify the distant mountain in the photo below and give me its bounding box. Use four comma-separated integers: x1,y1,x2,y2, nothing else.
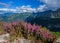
0,8,60,22
0,12,32,22
26,8,60,22
0,8,60,31
25,8,60,31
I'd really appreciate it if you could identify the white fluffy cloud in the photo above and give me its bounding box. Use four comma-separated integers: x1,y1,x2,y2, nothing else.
16,5,37,13
0,5,49,13
40,0,60,10
37,4,48,12
0,5,37,13
0,8,16,12
0,0,60,14
0,8,17,14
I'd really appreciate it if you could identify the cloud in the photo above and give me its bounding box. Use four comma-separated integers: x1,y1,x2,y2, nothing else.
1,2,60,14
0,8,17,14
0,8,16,11
37,4,48,12
0,2,13,8
0,2,7,6
40,0,60,10
0,5,36,13
0,5,49,13
0,0,60,13
16,5,37,13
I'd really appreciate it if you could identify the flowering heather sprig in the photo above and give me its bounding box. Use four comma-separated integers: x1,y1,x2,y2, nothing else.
12,22,19,26
39,28,55,42
22,23,41,33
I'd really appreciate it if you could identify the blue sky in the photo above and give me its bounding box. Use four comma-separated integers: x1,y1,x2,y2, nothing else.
0,0,60,13
0,0,42,8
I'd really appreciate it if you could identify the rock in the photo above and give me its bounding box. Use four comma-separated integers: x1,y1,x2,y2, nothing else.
53,37,60,43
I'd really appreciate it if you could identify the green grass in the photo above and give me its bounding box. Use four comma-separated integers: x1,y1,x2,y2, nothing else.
53,32,60,37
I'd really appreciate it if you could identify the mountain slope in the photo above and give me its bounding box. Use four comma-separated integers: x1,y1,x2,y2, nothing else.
25,9,60,31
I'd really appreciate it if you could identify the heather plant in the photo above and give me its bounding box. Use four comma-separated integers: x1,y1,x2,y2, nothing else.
2,21,57,43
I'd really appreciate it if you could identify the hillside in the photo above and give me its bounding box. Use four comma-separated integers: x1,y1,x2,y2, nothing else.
25,9,60,31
